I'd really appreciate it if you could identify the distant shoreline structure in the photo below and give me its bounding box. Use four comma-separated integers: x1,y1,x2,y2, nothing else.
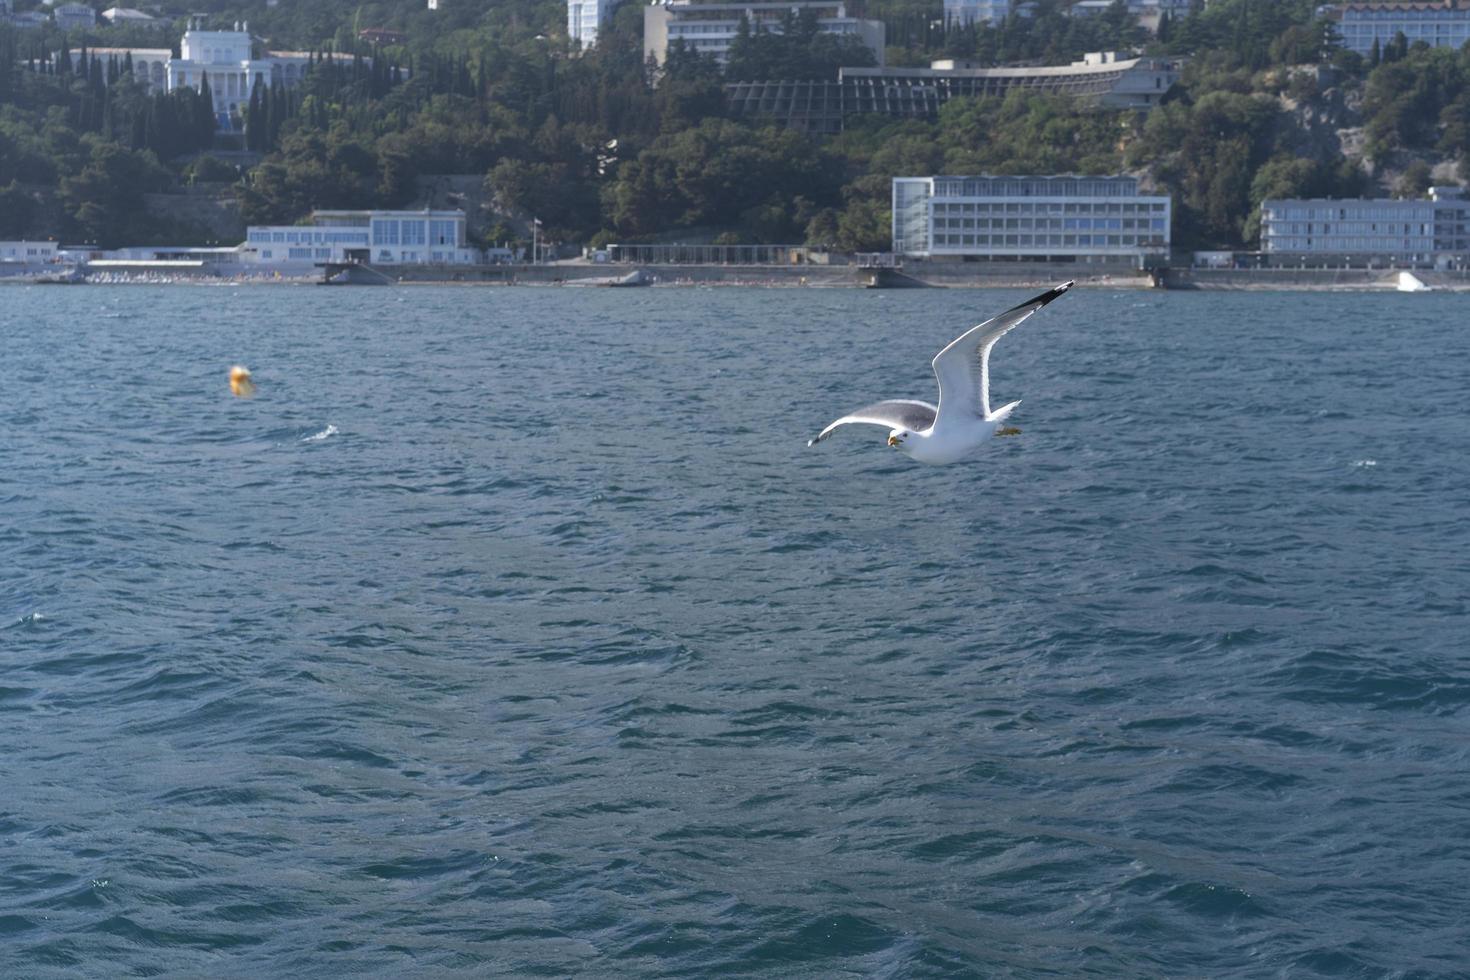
7,264,1469,291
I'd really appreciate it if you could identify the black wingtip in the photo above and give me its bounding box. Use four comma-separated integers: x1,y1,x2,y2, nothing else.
1034,280,1074,307
1001,280,1074,315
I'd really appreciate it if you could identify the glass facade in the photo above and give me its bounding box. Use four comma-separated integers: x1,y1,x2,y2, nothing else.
1260,194,1470,264
1333,3,1470,55
372,219,401,246
893,176,1171,263
245,211,472,265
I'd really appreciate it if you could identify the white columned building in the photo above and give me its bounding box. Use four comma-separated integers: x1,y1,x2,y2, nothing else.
167,17,277,123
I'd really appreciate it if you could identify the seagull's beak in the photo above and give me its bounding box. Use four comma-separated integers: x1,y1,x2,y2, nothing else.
888,435,900,447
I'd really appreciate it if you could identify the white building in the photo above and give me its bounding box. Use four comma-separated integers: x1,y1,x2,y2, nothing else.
944,0,1012,27
65,46,171,89
569,0,621,48
52,2,96,31
59,18,351,126
1329,1,1470,56
241,210,479,267
644,0,884,68
1068,0,1191,29
167,17,280,121
1260,186,1470,268
47,19,351,125
893,174,1172,266
101,7,156,24
0,241,61,262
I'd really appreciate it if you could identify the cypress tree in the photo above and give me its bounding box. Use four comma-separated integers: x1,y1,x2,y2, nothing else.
144,98,163,155
246,82,261,152
270,81,286,148
199,84,215,149
198,72,214,138
130,103,147,148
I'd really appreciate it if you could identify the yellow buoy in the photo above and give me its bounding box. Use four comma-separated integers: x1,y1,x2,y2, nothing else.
229,365,256,398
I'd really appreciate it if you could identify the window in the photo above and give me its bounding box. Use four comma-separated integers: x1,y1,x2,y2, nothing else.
373,219,400,245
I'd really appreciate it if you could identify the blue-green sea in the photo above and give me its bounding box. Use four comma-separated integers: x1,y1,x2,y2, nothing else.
2,284,1467,976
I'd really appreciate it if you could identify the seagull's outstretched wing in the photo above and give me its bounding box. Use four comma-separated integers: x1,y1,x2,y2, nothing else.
808,399,937,447
932,281,1072,422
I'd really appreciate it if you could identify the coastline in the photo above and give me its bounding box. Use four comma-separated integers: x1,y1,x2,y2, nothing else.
7,263,1470,290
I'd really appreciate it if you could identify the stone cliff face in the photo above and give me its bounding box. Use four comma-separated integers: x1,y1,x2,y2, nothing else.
1278,85,1361,164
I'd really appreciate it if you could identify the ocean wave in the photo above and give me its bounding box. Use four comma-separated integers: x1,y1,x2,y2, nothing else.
301,424,338,442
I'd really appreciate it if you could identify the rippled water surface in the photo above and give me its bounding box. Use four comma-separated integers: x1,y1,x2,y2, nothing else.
3,284,1468,977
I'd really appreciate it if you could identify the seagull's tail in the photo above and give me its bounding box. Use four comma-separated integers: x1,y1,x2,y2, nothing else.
989,399,1021,424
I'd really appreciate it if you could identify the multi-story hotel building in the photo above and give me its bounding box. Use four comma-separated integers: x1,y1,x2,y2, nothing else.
1328,1,1470,56
569,0,622,47
241,210,479,266
728,52,1179,134
644,0,884,68
944,0,1014,26
1259,187,1470,268
892,175,1172,266
52,2,95,31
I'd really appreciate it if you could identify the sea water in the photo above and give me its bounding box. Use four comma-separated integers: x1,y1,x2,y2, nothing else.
2,284,1467,976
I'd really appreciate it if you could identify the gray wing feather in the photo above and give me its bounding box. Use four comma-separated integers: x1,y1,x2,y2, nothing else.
808,399,938,446
932,281,1072,421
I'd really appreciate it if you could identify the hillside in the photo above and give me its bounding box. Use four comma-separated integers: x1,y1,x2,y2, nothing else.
3,0,1469,252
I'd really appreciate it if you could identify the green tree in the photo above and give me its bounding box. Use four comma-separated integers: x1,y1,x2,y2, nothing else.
60,140,170,244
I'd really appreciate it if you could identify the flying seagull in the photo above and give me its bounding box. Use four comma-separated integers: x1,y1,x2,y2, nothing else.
808,281,1072,465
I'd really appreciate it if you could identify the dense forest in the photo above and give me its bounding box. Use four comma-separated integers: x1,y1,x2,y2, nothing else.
2,0,1470,251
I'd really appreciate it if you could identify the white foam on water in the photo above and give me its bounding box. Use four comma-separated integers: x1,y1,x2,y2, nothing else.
1353,459,1377,468
302,424,339,443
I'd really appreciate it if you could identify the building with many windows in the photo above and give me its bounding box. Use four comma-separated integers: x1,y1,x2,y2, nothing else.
943,0,1015,27
63,47,173,90
728,52,1179,134
0,241,61,263
50,17,360,128
569,0,622,48
52,2,96,31
241,210,478,267
644,0,884,68
892,175,1172,266
1327,1,1470,56
1259,187,1470,268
